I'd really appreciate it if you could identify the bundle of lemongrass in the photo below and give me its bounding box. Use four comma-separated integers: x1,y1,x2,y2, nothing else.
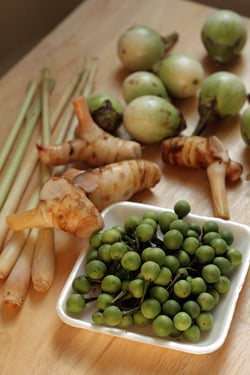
0,57,99,308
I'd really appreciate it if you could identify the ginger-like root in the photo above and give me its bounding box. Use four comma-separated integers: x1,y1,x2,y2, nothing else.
161,135,243,220
6,160,160,237
37,96,142,167
6,177,103,238
64,159,161,211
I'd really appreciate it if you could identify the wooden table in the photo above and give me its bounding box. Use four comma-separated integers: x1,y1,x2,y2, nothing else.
0,0,249,374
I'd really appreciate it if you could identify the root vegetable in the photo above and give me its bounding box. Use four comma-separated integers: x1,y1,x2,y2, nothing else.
65,159,161,210
37,96,142,167
6,159,160,236
6,177,104,238
161,136,243,219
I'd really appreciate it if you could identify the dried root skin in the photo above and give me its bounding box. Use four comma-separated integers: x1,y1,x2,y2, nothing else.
73,159,161,211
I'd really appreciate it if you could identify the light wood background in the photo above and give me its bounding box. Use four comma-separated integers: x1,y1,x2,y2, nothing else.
0,0,249,374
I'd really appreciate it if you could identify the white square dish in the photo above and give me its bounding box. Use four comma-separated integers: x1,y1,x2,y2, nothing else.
56,201,250,354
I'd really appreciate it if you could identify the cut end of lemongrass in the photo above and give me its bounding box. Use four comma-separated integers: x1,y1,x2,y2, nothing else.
3,292,25,308
32,280,52,292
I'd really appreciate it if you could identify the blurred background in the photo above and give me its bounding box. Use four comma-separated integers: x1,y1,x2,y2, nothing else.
0,0,249,78
189,0,249,16
0,0,82,77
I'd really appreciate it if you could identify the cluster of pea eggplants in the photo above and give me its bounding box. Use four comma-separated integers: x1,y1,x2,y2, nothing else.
66,200,242,343
87,10,250,146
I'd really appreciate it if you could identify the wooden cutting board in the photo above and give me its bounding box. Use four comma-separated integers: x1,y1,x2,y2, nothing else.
0,1,249,374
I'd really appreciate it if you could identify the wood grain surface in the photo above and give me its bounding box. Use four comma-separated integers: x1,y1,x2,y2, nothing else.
0,1,249,374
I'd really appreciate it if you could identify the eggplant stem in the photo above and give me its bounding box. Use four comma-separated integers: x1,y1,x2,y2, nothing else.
192,107,212,136
162,32,179,53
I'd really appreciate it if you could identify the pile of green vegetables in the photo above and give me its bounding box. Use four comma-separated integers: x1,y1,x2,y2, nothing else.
66,200,242,343
87,9,250,146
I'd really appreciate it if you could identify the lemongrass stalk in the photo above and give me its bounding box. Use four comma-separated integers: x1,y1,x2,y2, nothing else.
50,80,75,128
52,64,89,144
2,228,37,307
0,59,97,283
65,57,99,142
0,91,42,211
82,57,99,97
0,63,88,247
0,231,29,279
0,59,97,250
0,61,89,254
0,154,40,248
52,100,75,145
41,61,52,180
41,61,51,145
51,59,98,176
31,228,56,291
1,61,53,294
50,61,86,127
0,66,83,237
0,81,54,248
31,63,56,292
0,78,55,210
0,81,38,172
